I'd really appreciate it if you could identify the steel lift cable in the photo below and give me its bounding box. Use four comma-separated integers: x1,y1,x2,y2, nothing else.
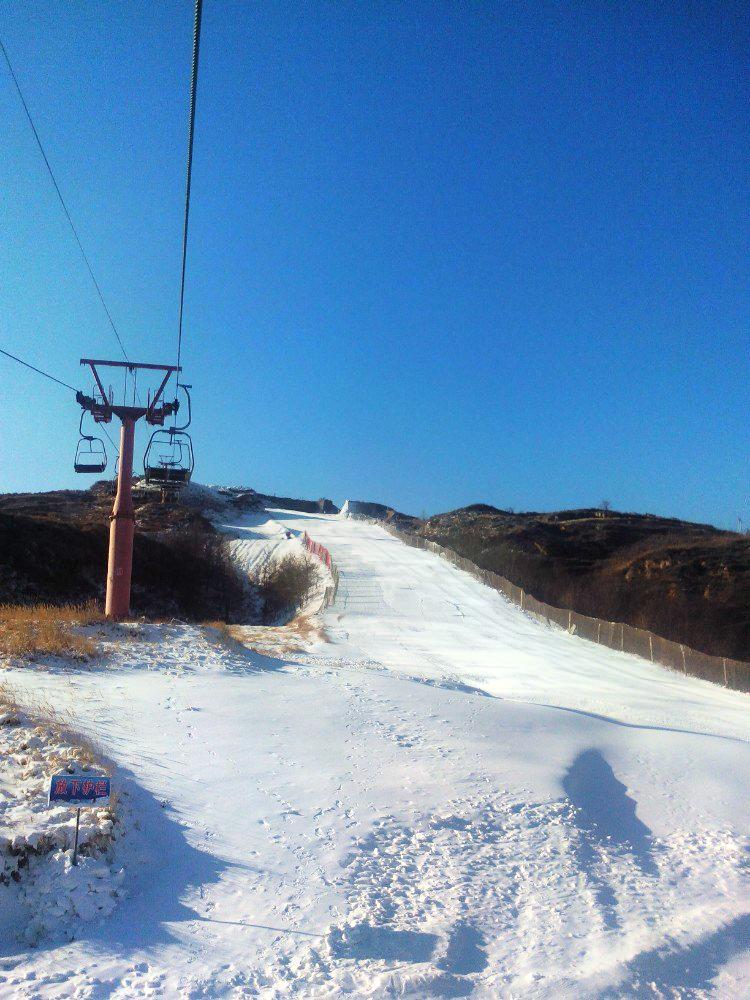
100,424,120,458
0,345,77,391
175,0,203,376
0,345,120,457
0,36,130,364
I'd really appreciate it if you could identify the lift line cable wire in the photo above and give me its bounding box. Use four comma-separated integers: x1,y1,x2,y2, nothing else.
0,346,120,457
0,345,77,392
175,0,203,376
100,423,120,459
0,36,130,363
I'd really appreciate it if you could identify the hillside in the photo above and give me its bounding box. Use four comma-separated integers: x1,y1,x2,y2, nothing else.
0,484,249,619
3,485,749,660
412,505,750,661
0,484,337,623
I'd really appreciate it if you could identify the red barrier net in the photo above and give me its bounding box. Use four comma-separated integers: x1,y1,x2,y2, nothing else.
302,532,332,568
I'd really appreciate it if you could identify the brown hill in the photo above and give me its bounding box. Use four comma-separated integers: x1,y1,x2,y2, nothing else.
412,506,750,660
0,484,250,620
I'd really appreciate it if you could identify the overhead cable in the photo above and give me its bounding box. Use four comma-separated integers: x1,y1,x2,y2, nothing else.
1,345,119,456
176,0,203,373
0,36,130,362
0,345,77,391
100,423,120,457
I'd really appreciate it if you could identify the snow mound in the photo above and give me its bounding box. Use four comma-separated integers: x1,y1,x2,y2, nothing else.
340,500,392,520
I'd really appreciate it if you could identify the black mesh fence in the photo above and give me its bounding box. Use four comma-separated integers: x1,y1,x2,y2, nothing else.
384,525,750,694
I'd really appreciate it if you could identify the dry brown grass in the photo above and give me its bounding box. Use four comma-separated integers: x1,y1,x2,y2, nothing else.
201,620,245,654
0,680,23,723
211,616,329,658
0,600,104,660
0,680,119,858
0,679,110,774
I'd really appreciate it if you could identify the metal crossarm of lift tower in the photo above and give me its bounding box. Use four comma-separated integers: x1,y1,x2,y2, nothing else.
76,359,181,425
75,358,182,620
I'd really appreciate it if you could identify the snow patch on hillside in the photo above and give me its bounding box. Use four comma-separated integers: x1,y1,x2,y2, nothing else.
217,507,331,617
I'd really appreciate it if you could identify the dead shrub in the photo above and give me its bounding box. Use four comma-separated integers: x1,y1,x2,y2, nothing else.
257,556,319,623
137,527,249,622
0,601,103,660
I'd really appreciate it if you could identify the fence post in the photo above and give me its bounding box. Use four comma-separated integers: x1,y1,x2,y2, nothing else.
649,635,653,662
568,610,572,633
520,589,525,610
723,658,728,686
680,644,686,673
620,623,624,651
596,621,601,644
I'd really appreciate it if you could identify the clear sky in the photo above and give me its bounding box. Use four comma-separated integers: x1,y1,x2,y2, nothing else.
0,1,747,526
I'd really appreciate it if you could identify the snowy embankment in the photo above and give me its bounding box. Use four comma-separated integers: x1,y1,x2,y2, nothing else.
214,505,331,617
0,507,748,998
0,693,124,947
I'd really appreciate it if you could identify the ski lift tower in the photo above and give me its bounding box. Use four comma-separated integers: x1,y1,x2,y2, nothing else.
76,359,180,619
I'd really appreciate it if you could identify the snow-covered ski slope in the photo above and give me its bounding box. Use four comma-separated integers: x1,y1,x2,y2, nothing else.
2,507,749,999
294,510,749,733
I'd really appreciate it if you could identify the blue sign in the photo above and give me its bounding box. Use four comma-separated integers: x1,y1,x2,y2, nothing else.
49,774,111,806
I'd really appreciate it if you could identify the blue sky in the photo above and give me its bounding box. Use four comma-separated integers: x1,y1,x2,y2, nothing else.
0,1,747,525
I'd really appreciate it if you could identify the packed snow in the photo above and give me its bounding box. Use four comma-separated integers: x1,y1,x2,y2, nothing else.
0,506,748,998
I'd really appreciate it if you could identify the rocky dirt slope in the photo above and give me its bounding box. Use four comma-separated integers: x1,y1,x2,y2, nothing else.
412,505,750,660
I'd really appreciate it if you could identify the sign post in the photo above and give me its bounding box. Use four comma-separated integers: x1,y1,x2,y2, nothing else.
49,773,111,866
72,807,81,867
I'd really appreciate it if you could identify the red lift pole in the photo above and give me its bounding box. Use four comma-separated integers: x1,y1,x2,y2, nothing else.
77,359,180,619
107,416,136,618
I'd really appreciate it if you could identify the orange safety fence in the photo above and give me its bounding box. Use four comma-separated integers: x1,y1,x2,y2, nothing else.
301,531,339,607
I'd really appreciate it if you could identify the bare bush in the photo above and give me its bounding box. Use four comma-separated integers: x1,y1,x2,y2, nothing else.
257,556,319,623
136,526,248,622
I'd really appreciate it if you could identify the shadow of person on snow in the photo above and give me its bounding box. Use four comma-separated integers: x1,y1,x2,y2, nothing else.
562,748,658,930
564,748,658,876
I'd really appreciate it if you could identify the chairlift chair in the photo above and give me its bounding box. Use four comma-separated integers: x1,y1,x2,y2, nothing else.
74,412,108,474
143,383,194,489
143,431,194,488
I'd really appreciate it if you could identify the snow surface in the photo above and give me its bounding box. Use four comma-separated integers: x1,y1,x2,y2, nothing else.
0,706,124,951
0,507,748,998
216,508,329,618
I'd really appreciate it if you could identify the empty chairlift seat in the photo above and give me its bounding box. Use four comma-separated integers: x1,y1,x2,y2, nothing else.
143,429,194,489
74,412,108,474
